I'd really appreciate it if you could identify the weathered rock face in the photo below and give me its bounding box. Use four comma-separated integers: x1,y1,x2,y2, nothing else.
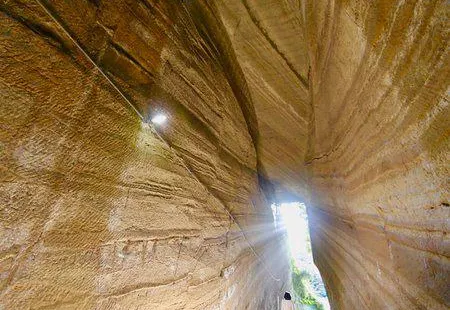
215,0,449,309
213,0,312,198
0,1,289,309
1,0,449,309
303,0,449,309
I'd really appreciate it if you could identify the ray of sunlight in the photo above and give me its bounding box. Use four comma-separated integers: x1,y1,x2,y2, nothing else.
274,202,330,310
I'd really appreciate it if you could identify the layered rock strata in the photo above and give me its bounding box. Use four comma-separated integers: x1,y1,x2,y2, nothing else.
1,0,449,309
304,0,449,309
214,0,311,198
0,1,288,309
215,0,449,309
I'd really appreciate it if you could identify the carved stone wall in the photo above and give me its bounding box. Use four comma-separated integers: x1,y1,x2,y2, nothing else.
0,1,288,309
304,0,449,309
1,0,448,309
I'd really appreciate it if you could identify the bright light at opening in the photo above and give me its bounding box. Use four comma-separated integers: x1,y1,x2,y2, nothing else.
274,202,330,310
279,202,310,257
151,114,167,125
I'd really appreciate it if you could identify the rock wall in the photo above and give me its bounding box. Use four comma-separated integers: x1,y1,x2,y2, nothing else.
304,0,449,309
1,0,449,309
0,1,289,309
215,2,449,308
214,0,311,198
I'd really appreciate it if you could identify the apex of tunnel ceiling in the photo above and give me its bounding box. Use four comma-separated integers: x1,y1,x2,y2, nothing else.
213,0,313,198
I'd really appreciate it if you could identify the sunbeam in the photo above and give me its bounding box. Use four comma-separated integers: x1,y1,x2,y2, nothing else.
275,202,330,310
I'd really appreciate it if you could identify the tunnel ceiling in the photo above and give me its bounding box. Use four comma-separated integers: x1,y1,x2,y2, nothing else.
214,0,312,198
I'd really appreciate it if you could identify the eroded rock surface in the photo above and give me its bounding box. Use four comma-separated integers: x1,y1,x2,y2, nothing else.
1,0,449,309
0,1,288,309
214,0,311,197
216,2,449,308
303,0,449,309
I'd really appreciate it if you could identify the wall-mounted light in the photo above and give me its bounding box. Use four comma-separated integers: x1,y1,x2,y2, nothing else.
151,113,167,125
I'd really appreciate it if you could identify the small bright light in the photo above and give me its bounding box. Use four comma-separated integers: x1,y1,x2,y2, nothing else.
151,114,167,125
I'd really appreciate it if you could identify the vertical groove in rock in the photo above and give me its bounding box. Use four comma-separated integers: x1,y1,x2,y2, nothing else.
214,0,312,198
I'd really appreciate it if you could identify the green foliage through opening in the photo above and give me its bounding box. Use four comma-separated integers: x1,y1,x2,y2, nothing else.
291,260,324,310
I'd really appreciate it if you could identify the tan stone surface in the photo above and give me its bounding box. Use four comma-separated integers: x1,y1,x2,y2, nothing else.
303,0,449,309
0,1,288,309
214,0,312,198
1,0,449,309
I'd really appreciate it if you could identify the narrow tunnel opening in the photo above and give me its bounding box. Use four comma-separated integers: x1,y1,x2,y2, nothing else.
272,202,330,310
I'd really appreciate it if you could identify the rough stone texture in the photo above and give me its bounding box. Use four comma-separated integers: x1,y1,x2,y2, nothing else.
214,0,311,197
1,0,449,309
215,0,449,309
303,0,449,309
0,1,289,309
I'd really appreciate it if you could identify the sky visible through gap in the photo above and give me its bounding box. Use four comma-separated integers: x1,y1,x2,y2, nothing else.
272,202,330,310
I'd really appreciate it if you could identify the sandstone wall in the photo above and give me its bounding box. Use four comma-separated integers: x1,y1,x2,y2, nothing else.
0,1,289,309
214,0,311,198
1,0,449,309
304,0,449,309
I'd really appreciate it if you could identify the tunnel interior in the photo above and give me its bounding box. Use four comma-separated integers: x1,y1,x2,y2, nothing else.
272,201,330,309
1,0,449,309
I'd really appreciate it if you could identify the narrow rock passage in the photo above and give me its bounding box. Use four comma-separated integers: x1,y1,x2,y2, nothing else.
0,0,448,309
275,202,330,310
